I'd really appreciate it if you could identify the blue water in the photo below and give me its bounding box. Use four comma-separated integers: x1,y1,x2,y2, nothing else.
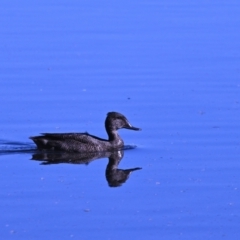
0,0,240,239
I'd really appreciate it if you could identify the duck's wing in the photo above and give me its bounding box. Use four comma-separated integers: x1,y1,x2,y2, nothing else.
30,132,109,152
40,133,88,143
40,132,107,144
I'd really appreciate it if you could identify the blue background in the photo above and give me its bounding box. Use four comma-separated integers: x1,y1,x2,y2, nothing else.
0,1,240,239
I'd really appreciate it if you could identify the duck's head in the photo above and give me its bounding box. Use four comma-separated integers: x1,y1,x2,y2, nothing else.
105,112,141,131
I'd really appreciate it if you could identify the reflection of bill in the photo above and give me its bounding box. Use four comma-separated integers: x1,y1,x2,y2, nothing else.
31,149,142,188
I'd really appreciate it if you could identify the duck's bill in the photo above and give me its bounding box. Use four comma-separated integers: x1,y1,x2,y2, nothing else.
124,124,141,131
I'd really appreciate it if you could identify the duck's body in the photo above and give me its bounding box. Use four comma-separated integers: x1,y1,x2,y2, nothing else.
30,112,140,153
30,132,122,152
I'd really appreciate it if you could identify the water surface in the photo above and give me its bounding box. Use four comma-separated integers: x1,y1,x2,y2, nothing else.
0,0,240,239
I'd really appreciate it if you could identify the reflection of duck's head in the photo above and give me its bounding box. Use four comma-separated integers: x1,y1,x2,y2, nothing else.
106,150,142,187
106,168,142,187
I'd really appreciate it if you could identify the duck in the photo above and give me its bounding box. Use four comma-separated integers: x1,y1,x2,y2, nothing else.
30,112,141,152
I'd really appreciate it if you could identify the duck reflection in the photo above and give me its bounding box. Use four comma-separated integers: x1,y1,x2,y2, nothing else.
31,150,142,187
105,150,141,187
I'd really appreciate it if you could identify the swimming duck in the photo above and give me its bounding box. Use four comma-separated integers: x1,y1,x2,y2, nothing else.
30,112,141,152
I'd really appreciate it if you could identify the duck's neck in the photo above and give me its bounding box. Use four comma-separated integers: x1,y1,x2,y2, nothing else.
108,130,123,146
